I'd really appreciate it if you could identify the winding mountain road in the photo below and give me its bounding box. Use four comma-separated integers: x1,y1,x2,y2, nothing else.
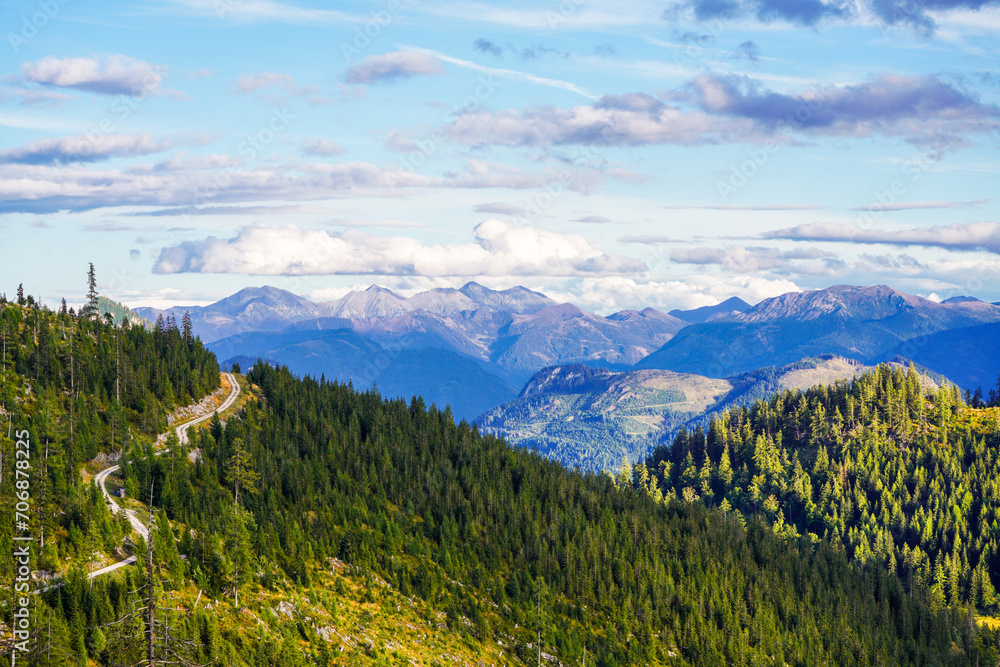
89,372,241,579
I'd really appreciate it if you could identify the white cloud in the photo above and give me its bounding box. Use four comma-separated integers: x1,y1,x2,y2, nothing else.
0,133,177,165
152,220,647,277
301,138,345,156
441,93,754,147
232,71,332,105
764,221,1000,254
21,55,165,97
545,275,800,313
234,71,315,95
344,51,445,85
435,72,1000,149
0,157,615,214
671,246,836,272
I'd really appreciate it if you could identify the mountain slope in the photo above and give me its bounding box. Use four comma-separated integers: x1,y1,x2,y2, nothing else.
235,362,992,665
477,355,881,473
137,285,324,342
373,348,517,420
668,296,751,323
641,364,1000,613
873,321,1000,391
208,328,385,387
637,285,1000,377
489,303,686,381
323,284,412,318
207,329,515,420
211,294,687,399
457,280,555,313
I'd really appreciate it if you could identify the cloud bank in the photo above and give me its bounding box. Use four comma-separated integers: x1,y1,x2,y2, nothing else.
672,0,1000,33
672,245,835,271
344,51,445,84
764,221,1000,254
439,74,998,148
21,55,164,96
0,133,177,165
153,220,647,276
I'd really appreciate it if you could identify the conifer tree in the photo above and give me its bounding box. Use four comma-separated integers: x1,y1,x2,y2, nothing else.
80,264,99,319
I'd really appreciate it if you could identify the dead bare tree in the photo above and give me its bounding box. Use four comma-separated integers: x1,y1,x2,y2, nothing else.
98,482,206,667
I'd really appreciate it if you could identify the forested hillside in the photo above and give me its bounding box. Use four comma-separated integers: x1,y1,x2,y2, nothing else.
3,287,1000,665
643,364,1000,612
0,288,221,664
155,361,996,665
0,289,219,470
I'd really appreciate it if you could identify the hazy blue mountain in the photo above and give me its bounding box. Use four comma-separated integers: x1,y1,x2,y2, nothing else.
137,282,560,343
136,285,323,342
477,355,929,472
209,330,515,421
324,285,412,319
872,322,1000,391
637,285,1000,377
209,328,384,387
668,296,751,323
282,300,685,388
375,348,517,421
457,281,556,313
487,303,687,383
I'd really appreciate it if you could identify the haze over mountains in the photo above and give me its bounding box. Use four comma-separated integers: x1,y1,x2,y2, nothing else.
138,282,1000,464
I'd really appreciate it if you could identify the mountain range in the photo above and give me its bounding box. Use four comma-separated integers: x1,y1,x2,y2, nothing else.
140,282,688,419
637,285,1000,378
136,282,558,342
137,283,1000,452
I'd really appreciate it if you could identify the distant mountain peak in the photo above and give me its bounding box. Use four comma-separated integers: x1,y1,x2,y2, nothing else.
736,284,923,323
457,282,556,314
364,284,403,295
326,285,412,319
669,296,751,324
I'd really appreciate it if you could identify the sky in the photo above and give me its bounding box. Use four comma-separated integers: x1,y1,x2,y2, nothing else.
1,0,999,314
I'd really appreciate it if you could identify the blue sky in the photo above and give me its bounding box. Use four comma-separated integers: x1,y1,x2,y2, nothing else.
1,0,999,313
